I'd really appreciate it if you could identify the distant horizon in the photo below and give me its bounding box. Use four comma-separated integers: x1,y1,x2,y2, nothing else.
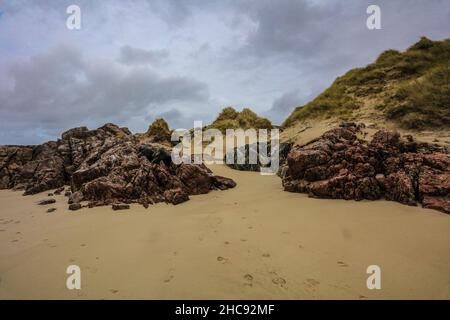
1,0,449,145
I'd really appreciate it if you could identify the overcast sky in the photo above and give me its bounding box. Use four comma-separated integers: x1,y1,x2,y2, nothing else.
0,0,449,144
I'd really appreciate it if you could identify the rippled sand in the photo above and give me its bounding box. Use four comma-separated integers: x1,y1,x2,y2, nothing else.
0,164,449,299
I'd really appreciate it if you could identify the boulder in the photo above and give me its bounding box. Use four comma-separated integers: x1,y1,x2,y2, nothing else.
163,188,190,205
37,198,56,205
0,123,236,210
69,203,82,211
112,203,130,211
282,127,450,213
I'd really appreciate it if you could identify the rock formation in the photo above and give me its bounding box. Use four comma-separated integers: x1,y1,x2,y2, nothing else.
225,142,293,174
0,123,236,210
282,126,450,214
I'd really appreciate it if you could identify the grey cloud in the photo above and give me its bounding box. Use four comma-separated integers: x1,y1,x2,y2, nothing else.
264,90,309,125
0,45,209,144
1,0,449,145
118,46,169,66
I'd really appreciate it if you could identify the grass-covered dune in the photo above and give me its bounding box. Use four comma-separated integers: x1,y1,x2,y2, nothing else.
207,107,273,133
284,37,450,130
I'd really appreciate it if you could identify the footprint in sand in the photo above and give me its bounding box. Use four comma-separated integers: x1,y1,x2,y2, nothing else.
0,229,5,232
11,239,19,242
240,239,247,242
164,275,174,283
164,268,175,283
337,261,349,267
217,256,228,263
80,244,86,247
304,278,320,287
272,277,287,287
262,253,271,258
84,266,98,274
109,289,119,294
303,278,320,296
243,274,254,287
270,271,287,288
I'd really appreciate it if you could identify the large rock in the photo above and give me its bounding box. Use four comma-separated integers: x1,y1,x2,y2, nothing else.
0,123,236,210
282,126,450,214
225,142,293,174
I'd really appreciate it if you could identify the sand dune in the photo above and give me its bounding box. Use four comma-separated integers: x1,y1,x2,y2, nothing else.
0,164,449,299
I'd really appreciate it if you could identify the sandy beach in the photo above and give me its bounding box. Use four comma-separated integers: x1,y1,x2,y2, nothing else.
0,164,449,300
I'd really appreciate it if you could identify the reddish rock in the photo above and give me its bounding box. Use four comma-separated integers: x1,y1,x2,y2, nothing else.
54,187,65,195
422,196,450,213
282,126,449,213
163,188,189,205
212,176,237,190
0,123,236,210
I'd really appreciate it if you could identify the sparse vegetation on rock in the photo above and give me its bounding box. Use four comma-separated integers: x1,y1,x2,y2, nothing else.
141,118,172,144
208,107,273,133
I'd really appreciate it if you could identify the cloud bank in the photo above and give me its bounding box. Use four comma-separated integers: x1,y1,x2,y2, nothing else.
0,0,449,144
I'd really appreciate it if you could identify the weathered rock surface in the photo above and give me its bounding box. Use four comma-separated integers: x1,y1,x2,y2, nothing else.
37,198,56,205
69,203,82,211
112,203,130,211
282,126,450,214
0,123,236,210
225,142,293,174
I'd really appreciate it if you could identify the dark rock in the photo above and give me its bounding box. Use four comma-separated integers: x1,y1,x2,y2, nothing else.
138,145,172,166
47,208,57,213
225,142,293,174
0,123,236,210
339,121,357,128
69,203,82,211
68,191,83,204
54,187,65,195
339,121,366,130
37,198,56,205
112,203,130,211
422,196,450,213
282,127,450,213
212,176,237,190
163,188,189,205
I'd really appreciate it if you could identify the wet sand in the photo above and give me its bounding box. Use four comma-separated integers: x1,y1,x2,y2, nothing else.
0,164,449,299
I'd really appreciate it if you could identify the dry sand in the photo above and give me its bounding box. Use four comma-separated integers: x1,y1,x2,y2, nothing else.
0,164,449,300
